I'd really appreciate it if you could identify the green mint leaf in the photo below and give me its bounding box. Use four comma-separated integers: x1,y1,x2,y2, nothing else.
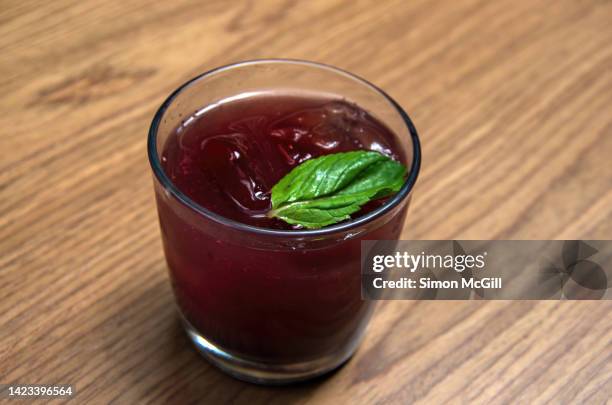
268,151,406,229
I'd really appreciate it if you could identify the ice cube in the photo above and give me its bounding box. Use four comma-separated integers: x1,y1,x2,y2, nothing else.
268,107,328,133
228,115,268,135
322,101,396,158
322,101,365,122
199,133,272,213
351,124,395,158
310,125,346,150
269,127,308,143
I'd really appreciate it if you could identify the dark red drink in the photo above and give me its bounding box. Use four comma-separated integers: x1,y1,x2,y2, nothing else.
149,60,419,384
157,93,407,360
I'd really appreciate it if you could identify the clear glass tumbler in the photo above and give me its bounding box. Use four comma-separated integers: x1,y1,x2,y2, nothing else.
148,60,421,384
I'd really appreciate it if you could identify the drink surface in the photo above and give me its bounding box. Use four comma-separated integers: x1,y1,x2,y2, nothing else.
161,92,405,229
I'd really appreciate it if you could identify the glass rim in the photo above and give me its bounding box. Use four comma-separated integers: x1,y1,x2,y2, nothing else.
147,58,421,237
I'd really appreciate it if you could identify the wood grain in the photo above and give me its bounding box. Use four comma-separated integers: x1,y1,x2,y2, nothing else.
1,0,611,403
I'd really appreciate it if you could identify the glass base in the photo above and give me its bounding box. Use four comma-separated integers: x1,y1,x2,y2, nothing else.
182,319,358,385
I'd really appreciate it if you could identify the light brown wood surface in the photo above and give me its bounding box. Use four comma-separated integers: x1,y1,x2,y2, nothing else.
1,1,611,404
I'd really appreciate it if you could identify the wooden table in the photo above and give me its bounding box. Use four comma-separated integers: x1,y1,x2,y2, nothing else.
2,1,611,403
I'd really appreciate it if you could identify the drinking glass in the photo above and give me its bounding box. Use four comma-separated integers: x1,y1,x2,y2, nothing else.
148,59,421,384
